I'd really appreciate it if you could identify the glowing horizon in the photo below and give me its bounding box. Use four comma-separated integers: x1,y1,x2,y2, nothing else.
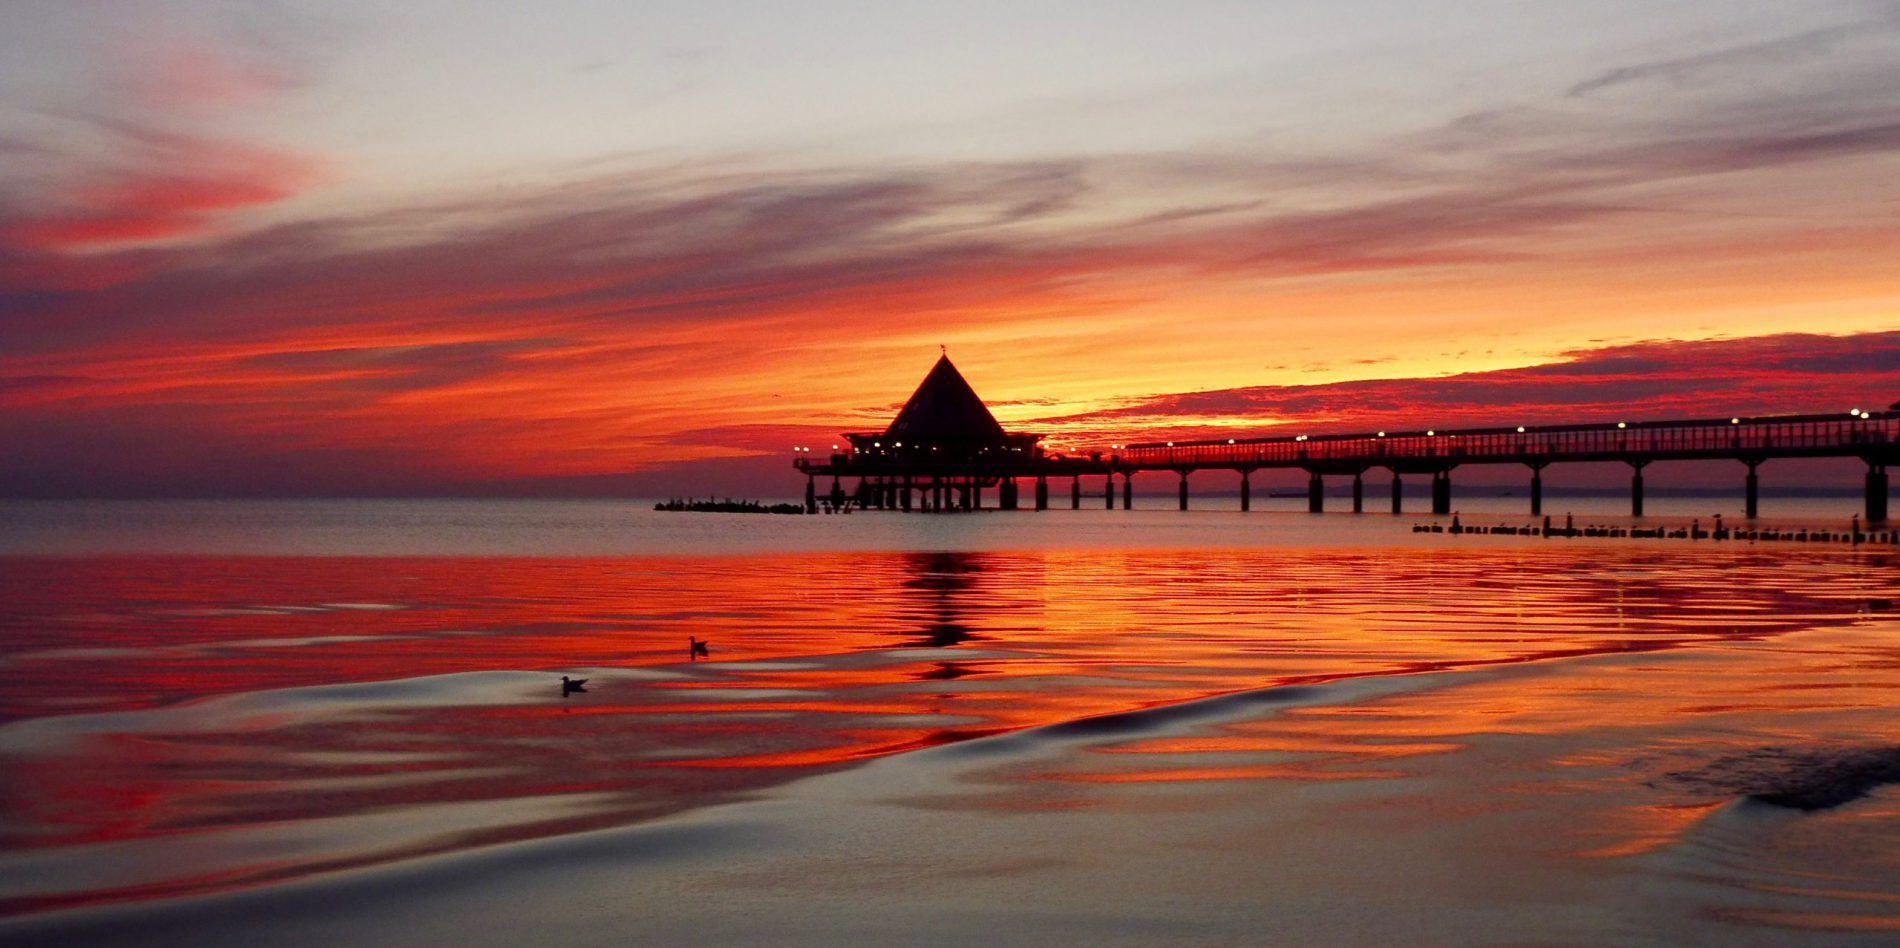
2,1,1897,496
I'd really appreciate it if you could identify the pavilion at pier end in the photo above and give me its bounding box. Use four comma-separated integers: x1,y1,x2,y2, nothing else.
793,354,1111,513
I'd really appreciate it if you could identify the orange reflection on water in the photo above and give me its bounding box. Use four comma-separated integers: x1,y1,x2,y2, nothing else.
1019,619,1900,884
0,546,1893,916
1050,763,1408,784
1574,801,1725,859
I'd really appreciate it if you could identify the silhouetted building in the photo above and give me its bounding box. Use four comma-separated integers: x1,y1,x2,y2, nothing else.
843,355,1042,463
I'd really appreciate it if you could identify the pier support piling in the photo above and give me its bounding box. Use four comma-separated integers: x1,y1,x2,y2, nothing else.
1123,474,1134,511
1869,463,1890,524
1035,476,1049,511
1071,476,1081,510
1528,463,1545,516
1308,472,1324,513
1239,470,1252,512
1629,460,1649,517
805,476,817,514
1352,472,1364,513
1178,472,1189,511
1391,473,1403,514
1744,460,1761,519
1430,470,1452,515
1105,475,1115,509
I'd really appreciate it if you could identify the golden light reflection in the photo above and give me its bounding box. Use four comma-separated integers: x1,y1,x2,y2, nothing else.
0,547,1894,915
1574,802,1725,859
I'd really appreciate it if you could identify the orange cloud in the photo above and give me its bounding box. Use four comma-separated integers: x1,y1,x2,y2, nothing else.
2,82,1897,497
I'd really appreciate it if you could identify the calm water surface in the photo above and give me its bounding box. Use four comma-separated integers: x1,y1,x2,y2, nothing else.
0,501,1895,941
0,495,1874,555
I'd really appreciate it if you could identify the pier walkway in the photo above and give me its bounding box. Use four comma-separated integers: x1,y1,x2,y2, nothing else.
791,356,1897,522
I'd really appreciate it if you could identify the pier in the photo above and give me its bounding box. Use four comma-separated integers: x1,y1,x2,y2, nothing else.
793,356,1898,522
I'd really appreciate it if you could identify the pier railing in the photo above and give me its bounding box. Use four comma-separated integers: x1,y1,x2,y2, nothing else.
1117,412,1898,469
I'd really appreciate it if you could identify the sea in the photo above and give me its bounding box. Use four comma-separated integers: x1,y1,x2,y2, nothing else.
1,497,1896,945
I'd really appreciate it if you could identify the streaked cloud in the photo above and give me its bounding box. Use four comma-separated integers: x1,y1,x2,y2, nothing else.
1566,21,1873,98
4,133,320,250
0,1,1895,496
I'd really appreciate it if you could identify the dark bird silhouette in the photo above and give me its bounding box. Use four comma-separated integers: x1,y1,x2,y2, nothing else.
561,675,588,694
689,636,710,660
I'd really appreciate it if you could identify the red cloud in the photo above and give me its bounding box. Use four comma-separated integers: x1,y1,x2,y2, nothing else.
2,129,1896,498
4,141,319,251
87,172,306,213
10,212,206,249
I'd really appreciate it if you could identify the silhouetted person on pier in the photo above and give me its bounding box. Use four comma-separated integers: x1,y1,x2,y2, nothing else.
690,636,710,660
1450,514,1462,535
1565,512,1574,537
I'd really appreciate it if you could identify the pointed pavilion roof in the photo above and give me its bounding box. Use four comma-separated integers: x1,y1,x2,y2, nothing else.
884,355,1007,441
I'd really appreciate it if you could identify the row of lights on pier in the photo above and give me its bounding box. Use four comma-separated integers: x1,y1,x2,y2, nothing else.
918,408,1877,457
1149,419,1648,451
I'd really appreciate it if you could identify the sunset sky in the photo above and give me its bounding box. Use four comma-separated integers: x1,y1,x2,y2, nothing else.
2,0,1897,496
